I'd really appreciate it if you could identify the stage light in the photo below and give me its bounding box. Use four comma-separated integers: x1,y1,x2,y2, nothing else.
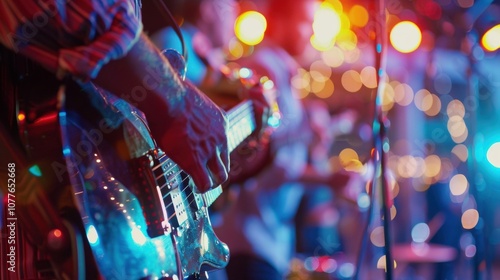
234,11,267,46
481,24,500,52
390,21,422,53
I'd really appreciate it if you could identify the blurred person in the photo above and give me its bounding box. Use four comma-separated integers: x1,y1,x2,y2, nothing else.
295,99,358,259
210,1,362,279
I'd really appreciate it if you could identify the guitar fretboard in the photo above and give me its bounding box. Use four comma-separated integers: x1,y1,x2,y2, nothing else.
203,100,255,206
226,100,255,152
159,100,255,207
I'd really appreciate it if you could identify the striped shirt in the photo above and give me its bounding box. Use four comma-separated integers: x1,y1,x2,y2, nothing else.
0,0,142,81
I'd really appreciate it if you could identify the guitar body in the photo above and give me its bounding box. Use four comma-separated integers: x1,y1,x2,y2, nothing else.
56,82,229,279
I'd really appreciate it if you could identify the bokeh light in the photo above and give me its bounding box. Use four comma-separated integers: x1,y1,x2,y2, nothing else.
461,209,479,230
341,70,362,93
487,142,500,168
348,5,369,28
360,66,378,89
411,223,430,243
390,21,422,53
321,46,345,67
234,11,267,46
449,174,468,196
394,83,414,106
451,144,468,162
370,226,385,247
481,24,500,51
339,148,360,167
311,2,341,51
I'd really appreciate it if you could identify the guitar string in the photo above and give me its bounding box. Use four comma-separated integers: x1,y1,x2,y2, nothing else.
151,100,253,177
156,103,254,206
148,102,255,217
158,104,255,224
102,102,254,229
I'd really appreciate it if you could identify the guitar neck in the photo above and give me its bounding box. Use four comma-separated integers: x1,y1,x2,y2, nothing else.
203,100,255,206
226,100,255,152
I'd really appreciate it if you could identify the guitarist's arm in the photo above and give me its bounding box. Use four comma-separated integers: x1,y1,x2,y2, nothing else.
0,1,229,193
93,32,230,192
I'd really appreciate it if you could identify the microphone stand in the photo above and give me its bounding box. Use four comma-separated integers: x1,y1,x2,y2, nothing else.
354,0,392,279
370,0,393,279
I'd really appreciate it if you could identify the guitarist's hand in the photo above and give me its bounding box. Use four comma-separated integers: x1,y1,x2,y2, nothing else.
95,33,229,193
156,80,230,193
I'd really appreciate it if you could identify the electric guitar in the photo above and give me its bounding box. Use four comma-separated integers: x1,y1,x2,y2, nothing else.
52,79,257,279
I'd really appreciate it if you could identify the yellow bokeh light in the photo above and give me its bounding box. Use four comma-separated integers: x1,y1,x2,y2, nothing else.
310,61,332,82
390,205,397,220
424,94,441,117
336,29,358,51
310,79,326,94
310,34,335,51
321,46,344,67
291,69,311,99
227,37,244,59
461,209,479,230
18,113,26,121
314,79,334,99
481,24,500,52
360,66,378,89
341,70,362,93
381,83,395,112
377,255,397,271
348,5,369,27
424,155,441,178
325,0,344,13
313,2,341,43
234,11,267,46
390,21,422,53
339,148,359,167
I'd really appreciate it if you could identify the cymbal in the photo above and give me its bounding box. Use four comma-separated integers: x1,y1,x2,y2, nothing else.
392,243,457,263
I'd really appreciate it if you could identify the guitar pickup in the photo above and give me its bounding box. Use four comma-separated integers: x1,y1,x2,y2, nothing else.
129,151,168,238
